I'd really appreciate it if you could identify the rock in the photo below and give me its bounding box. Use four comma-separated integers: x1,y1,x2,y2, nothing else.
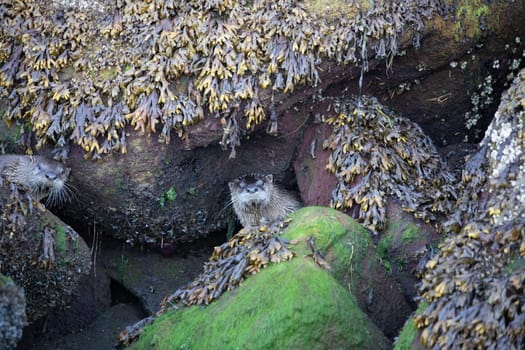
284,207,412,339
2,0,524,247
0,274,26,350
405,68,525,348
0,183,92,323
129,207,414,348
56,111,305,245
31,303,144,350
101,238,218,314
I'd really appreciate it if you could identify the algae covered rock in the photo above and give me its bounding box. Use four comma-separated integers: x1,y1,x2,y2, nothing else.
0,182,91,322
130,207,411,349
0,274,26,350
284,206,412,338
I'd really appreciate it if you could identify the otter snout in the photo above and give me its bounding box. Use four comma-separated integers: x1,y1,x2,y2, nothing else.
245,184,260,194
45,173,57,181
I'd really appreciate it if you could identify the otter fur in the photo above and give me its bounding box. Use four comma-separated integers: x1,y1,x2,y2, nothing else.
228,173,301,227
0,155,71,206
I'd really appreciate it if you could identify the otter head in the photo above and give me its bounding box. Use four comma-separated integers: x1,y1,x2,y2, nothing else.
229,173,273,208
25,156,72,206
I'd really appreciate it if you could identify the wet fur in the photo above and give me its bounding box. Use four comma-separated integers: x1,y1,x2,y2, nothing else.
228,173,301,227
0,155,72,206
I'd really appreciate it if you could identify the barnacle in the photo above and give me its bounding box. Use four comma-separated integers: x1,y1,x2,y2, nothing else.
0,0,444,158
323,95,457,232
416,69,525,349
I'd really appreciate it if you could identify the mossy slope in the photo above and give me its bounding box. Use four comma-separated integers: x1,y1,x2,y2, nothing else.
285,207,412,338
132,207,391,349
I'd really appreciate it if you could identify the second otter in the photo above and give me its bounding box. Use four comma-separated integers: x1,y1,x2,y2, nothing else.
228,173,301,227
0,155,71,206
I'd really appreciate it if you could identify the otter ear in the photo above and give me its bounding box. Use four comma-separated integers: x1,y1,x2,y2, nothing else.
265,174,273,183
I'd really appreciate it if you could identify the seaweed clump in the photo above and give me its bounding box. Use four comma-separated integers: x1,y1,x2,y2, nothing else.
416,69,525,348
0,0,444,158
323,95,457,232
161,221,294,308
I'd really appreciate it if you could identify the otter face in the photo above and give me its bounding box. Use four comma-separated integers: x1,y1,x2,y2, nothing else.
229,173,273,207
29,157,72,206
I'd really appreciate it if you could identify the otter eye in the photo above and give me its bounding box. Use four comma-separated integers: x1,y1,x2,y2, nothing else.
37,164,43,171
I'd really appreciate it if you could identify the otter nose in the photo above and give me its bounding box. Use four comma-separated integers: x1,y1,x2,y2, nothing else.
46,173,57,181
246,187,259,194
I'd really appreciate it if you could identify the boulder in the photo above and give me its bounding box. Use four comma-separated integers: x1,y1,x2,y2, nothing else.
0,183,92,323
401,68,525,349
129,207,418,348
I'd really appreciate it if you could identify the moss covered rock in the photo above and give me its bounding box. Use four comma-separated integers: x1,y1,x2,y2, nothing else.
132,255,389,350
130,207,412,349
0,274,26,350
285,207,412,338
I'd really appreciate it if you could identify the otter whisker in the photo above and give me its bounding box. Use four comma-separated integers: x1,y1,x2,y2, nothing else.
217,199,235,218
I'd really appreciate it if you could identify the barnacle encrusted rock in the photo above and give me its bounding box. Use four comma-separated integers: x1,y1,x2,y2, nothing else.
0,180,91,323
323,95,458,232
0,274,26,350
126,207,397,349
410,68,525,348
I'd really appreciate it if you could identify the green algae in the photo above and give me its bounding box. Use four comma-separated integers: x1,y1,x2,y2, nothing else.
455,0,490,40
285,206,372,286
54,225,68,255
393,302,428,350
131,206,390,349
132,257,387,350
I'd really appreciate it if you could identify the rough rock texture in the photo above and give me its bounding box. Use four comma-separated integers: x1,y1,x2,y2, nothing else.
0,274,26,350
397,68,525,349
130,207,393,349
101,236,221,314
0,183,92,323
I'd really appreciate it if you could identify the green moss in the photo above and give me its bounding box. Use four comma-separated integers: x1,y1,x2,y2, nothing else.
54,225,68,255
159,187,177,208
133,258,387,350
131,206,390,349
377,233,394,258
401,225,419,243
393,302,428,350
285,206,371,284
393,318,417,350
455,0,490,40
